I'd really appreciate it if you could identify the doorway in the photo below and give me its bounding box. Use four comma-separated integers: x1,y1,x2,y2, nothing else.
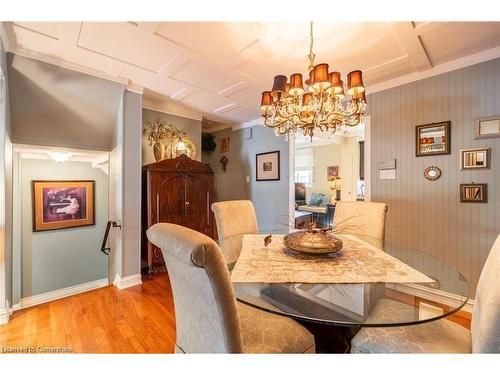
11,144,110,308
291,121,367,229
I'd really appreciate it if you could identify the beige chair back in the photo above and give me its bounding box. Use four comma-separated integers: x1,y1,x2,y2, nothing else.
146,223,243,353
211,200,259,265
472,234,500,353
333,201,388,249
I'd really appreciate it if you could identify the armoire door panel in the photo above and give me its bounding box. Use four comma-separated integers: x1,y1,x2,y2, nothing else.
185,175,211,235
157,175,186,225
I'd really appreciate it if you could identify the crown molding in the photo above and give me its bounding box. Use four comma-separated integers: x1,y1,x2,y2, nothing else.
368,45,500,94
126,82,144,94
142,96,203,122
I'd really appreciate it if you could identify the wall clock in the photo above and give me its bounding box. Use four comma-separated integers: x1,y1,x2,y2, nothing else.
424,166,442,181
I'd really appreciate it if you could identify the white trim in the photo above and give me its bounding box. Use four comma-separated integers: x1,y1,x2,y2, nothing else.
288,136,295,232
142,96,203,122
126,83,144,95
368,46,500,94
364,115,371,202
0,307,8,325
388,283,475,314
113,273,142,290
12,278,109,312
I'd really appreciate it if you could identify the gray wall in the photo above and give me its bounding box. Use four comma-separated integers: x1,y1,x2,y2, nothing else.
369,57,500,295
202,125,290,232
17,158,108,299
1,37,13,315
121,90,142,277
142,108,202,164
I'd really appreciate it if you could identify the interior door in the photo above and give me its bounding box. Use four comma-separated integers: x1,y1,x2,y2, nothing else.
185,175,211,236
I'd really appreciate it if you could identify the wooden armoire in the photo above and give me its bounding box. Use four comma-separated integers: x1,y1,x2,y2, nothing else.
142,154,216,275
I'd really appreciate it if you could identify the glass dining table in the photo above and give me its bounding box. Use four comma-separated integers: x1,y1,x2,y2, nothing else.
231,232,470,352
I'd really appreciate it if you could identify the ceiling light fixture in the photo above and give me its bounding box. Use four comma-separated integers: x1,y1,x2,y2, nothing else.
47,151,73,163
260,21,367,139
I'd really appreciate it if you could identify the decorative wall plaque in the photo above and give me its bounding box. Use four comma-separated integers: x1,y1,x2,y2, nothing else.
424,166,442,181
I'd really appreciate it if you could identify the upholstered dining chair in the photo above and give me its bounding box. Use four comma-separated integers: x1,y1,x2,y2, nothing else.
146,223,315,354
350,234,500,353
211,200,259,268
333,201,388,250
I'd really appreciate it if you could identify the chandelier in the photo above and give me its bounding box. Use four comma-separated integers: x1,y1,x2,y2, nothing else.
260,22,367,139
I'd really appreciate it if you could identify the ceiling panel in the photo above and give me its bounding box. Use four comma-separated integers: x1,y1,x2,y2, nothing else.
155,22,265,64
78,22,183,72
13,22,60,39
222,105,261,122
227,85,263,108
180,89,235,113
421,22,500,65
170,58,246,93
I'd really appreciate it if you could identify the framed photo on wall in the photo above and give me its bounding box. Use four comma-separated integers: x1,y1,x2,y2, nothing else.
460,183,487,203
460,147,490,169
32,180,95,232
416,121,451,157
256,151,280,181
327,165,339,181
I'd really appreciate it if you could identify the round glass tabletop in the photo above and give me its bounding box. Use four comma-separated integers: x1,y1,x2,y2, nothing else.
233,239,470,328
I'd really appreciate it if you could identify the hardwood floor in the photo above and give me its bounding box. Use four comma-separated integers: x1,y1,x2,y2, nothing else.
0,273,471,354
0,273,176,353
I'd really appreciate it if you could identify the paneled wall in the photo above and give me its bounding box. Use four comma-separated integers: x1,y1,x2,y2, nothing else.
369,57,500,295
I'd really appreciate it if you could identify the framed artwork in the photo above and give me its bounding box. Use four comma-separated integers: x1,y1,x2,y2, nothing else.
460,148,490,170
256,151,280,181
474,115,500,139
219,137,230,153
460,183,487,203
327,165,339,181
32,180,95,232
416,121,451,157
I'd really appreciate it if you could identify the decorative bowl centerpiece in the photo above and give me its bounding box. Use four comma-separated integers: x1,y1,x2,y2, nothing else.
283,225,343,256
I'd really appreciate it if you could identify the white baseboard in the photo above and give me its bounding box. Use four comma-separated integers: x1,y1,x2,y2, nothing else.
113,273,142,290
388,283,475,314
12,278,109,312
0,308,9,325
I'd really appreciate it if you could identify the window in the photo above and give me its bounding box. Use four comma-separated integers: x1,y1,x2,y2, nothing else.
295,168,313,186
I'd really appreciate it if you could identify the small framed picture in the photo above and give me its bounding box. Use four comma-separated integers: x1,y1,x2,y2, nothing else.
474,116,500,139
32,180,95,232
256,151,280,181
460,148,490,169
219,137,230,153
416,121,451,157
327,165,339,181
460,183,487,203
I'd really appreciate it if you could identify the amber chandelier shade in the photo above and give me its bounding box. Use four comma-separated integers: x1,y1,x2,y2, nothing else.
271,75,288,93
260,91,272,110
311,63,331,91
347,70,365,96
289,73,304,96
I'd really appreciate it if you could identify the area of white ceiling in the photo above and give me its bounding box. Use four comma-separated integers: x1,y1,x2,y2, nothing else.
2,21,500,127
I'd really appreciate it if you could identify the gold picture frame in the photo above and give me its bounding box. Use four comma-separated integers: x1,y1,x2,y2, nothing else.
32,180,95,232
474,115,500,139
460,148,490,170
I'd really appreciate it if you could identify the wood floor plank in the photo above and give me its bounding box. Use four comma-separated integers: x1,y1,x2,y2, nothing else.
0,273,176,353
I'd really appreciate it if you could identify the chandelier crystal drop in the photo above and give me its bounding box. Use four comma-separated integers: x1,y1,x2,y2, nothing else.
260,22,367,139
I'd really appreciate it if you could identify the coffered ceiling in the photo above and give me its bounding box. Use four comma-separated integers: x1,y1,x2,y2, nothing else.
2,21,500,126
